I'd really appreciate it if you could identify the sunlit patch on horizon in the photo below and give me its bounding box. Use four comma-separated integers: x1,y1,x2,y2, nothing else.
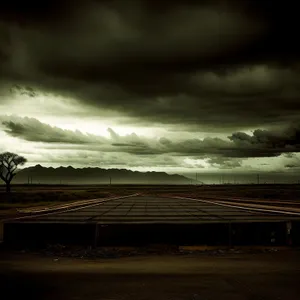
0,87,179,138
183,158,211,168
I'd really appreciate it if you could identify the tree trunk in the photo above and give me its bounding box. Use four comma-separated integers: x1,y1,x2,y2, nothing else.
6,182,11,193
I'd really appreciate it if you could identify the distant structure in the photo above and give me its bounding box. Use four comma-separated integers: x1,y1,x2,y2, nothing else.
194,173,204,186
219,175,226,185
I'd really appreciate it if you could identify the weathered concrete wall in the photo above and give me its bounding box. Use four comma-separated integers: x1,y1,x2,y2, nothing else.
95,222,295,247
3,221,300,248
3,223,96,247
0,222,3,241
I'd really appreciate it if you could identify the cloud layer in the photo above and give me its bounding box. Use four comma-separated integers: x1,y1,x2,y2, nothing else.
2,115,300,160
1,1,300,174
0,0,300,131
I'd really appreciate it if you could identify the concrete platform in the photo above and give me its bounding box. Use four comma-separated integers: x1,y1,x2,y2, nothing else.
3,196,300,247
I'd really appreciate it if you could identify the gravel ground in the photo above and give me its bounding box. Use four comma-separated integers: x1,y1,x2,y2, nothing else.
1,248,300,300
4,243,287,259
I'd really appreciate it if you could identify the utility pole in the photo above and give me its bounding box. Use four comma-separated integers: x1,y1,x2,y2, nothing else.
109,177,112,186
31,176,33,184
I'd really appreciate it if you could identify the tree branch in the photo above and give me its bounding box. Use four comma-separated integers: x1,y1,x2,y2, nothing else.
0,173,6,182
11,165,18,173
0,152,27,186
0,164,8,182
8,172,16,183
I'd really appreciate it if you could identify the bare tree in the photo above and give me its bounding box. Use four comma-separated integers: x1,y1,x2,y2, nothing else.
0,152,27,193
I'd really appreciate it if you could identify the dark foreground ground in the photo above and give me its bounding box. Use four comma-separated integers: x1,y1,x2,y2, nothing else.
1,249,300,300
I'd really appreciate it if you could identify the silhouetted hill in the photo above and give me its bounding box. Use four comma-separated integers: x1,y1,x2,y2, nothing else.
14,165,190,184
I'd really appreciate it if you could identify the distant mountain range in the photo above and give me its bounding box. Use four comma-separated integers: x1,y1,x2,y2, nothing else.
14,165,190,184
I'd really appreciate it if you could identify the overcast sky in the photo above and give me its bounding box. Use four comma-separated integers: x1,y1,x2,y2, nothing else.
1,0,300,177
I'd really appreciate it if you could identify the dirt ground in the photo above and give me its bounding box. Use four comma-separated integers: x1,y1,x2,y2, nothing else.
1,249,300,300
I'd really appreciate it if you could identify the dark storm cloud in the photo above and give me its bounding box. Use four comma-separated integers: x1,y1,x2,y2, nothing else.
284,152,300,169
285,164,299,169
1,1,300,130
0,115,107,144
228,124,300,149
284,153,296,159
2,116,300,160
